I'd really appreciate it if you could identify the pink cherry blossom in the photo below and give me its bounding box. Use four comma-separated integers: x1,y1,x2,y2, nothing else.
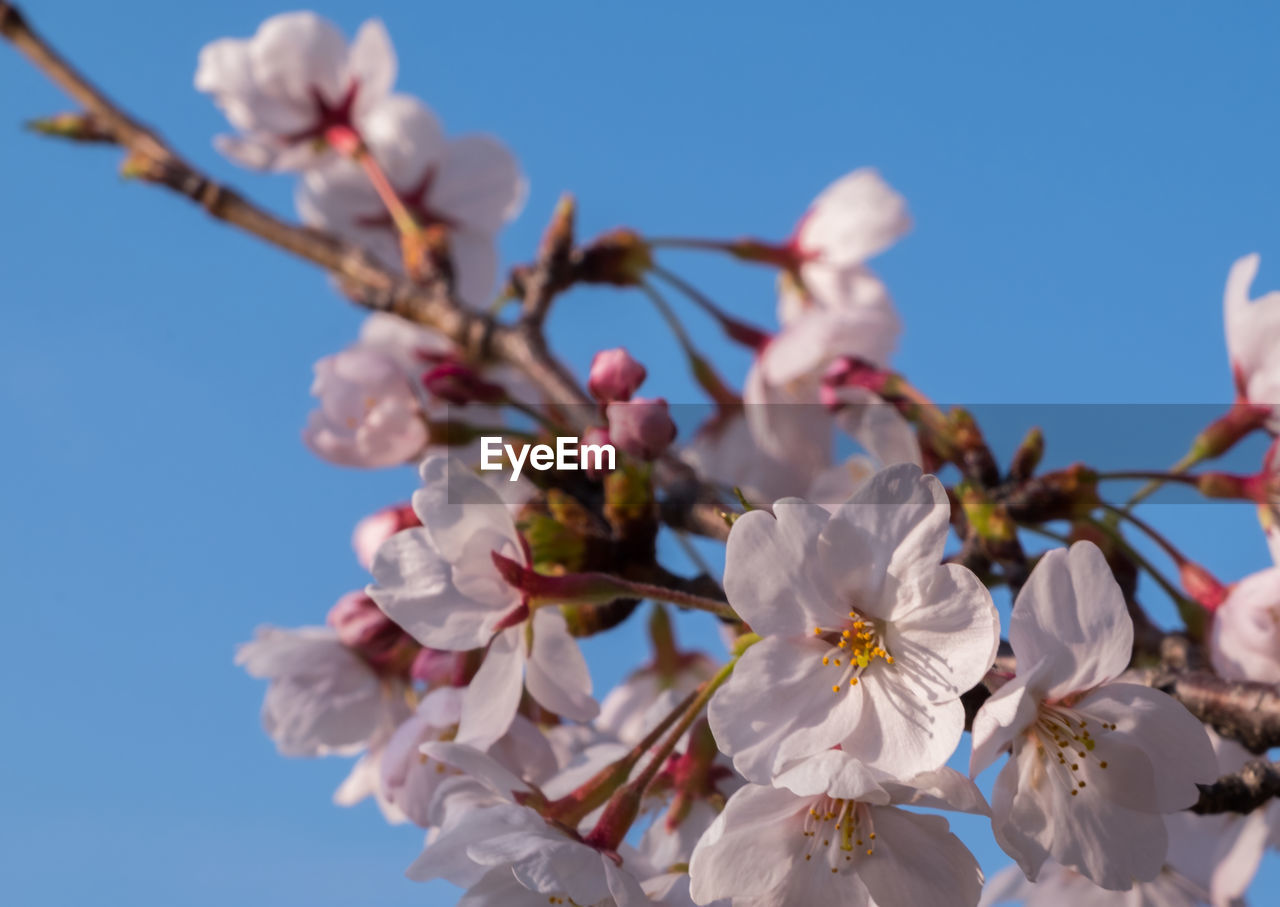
688,751,986,907
236,625,409,757
407,742,652,906
195,13,397,170
367,455,597,747
606,397,677,460
296,95,525,307
1223,253,1280,430
1210,564,1280,684
589,348,648,403
971,542,1219,891
708,464,999,783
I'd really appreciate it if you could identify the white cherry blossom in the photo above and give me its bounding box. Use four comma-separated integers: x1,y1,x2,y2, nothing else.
688,750,986,907
368,455,597,747
195,12,397,170
971,542,1219,890
236,625,408,757
407,742,652,906
978,861,1208,907
1223,253,1280,429
1209,564,1280,684
1164,730,1278,907
297,94,525,307
708,463,999,783
779,168,912,323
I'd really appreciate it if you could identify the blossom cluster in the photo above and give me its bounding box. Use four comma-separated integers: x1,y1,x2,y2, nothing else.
192,11,1280,907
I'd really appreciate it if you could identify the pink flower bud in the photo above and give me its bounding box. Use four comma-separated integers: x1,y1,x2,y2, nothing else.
352,503,420,570
579,427,614,479
421,362,507,405
410,648,459,685
327,592,399,650
606,397,676,460
326,591,416,673
588,348,647,403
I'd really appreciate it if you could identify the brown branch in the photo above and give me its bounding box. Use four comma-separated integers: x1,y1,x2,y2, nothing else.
1139,669,1280,755
1192,759,1280,815
0,1,593,417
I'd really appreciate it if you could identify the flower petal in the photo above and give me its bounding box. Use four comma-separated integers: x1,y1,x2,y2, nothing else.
1008,542,1132,698
456,628,525,748
524,608,598,722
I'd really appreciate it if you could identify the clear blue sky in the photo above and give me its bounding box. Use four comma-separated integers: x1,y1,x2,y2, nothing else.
2,1,1279,904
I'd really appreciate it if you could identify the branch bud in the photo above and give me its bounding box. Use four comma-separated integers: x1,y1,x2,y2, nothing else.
588,348,648,403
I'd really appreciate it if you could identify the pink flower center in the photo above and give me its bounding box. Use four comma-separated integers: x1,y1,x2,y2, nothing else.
811,611,894,693
355,165,458,233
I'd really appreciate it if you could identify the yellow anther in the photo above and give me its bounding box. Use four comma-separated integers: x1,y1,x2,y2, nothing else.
832,685,840,693
842,629,851,638
822,656,830,665
849,678,858,686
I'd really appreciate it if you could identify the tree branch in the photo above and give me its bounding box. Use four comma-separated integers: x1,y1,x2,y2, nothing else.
1193,759,1280,815
0,1,595,419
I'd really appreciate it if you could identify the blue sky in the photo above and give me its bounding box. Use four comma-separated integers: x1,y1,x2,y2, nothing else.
2,1,1279,904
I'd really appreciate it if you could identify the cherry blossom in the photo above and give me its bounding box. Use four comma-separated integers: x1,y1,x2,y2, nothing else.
780,168,912,321
688,750,986,907
589,348,648,403
367,455,597,747
236,625,409,757
606,397,678,460
978,861,1208,907
377,686,557,827
708,463,999,783
195,12,397,170
407,742,652,906
743,277,901,475
296,94,525,307
1223,253,1280,429
1210,563,1280,684
598,652,718,748
1164,731,1277,907
970,542,1219,890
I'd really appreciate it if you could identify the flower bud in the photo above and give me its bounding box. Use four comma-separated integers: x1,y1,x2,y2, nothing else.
352,503,420,570
1189,403,1272,462
1179,561,1228,611
421,362,507,405
588,348,647,403
326,591,417,673
579,427,615,479
577,229,653,286
606,397,677,460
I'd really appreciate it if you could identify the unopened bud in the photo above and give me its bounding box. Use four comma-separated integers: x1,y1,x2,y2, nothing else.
1189,403,1272,462
1179,561,1228,611
588,348,647,403
606,397,677,460
26,111,114,143
820,357,893,407
1003,464,1100,523
352,503,420,570
579,427,615,479
1008,427,1045,482
577,229,653,286
327,591,416,672
422,362,506,405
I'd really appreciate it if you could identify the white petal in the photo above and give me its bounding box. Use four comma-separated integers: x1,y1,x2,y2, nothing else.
839,676,965,778
723,499,841,635
687,784,806,904
367,527,501,649
856,807,984,907
449,228,501,310
796,168,912,267
970,671,1042,777
456,628,525,748
708,635,863,782
523,608,598,721
1008,543,1133,698
1076,683,1218,809
432,134,527,234
414,455,522,564
347,19,397,119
